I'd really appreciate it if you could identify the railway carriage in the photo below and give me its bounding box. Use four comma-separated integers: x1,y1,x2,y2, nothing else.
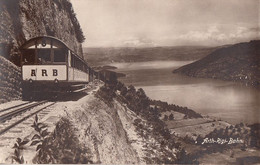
20,36,93,100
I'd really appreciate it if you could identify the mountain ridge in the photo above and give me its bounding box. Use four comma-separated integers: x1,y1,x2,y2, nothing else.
173,40,260,87
84,46,217,66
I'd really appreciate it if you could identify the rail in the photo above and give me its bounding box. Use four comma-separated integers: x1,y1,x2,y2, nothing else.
0,101,55,135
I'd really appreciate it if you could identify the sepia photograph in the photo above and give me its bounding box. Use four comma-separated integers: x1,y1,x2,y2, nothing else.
0,0,259,164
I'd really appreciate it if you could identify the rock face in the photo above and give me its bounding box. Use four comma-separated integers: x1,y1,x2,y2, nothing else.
0,56,22,103
62,92,178,164
0,0,85,102
173,40,260,87
67,96,140,164
0,0,85,65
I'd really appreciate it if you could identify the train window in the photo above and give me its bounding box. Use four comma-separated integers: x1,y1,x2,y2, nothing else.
75,58,80,70
71,55,75,67
76,59,80,70
79,61,83,71
74,56,78,68
54,49,66,62
21,49,35,64
37,49,51,64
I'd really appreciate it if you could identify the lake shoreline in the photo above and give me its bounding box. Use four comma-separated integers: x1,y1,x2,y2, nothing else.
109,61,260,125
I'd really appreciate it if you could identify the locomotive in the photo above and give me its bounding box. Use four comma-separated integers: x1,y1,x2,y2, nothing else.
20,36,94,100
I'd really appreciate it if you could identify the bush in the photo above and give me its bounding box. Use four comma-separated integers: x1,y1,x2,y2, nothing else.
9,138,29,164
120,86,127,96
169,113,174,120
31,115,92,164
163,115,168,121
95,86,116,106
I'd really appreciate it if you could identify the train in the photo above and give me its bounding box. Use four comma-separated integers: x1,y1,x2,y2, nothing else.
20,36,95,100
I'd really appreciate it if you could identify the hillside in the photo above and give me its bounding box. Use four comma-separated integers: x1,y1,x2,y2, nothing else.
0,82,180,164
84,46,216,66
173,40,260,87
0,0,85,65
1,81,259,164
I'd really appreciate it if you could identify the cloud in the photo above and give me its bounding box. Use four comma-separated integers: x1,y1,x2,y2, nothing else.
177,25,260,45
122,37,155,47
228,26,260,41
72,0,258,47
178,25,223,41
248,27,260,32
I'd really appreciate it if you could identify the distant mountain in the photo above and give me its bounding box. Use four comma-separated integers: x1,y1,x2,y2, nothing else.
83,46,217,66
173,40,260,87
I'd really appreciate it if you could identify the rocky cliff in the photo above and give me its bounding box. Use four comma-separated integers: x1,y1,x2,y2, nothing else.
173,40,260,87
0,0,85,65
0,56,22,103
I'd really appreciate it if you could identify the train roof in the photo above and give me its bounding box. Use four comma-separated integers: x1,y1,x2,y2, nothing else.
20,36,85,62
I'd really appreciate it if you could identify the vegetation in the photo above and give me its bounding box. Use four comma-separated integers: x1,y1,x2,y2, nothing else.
9,138,29,164
248,123,260,148
95,79,199,163
95,85,116,107
150,100,202,119
53,0,86,43
169,113,174,120
95,78,259,163
31,115,92,164
63,0,85,43
30,115,54,163
182,123,252,161
174,40,260,87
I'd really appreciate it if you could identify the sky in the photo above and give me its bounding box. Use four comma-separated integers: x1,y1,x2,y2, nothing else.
71,0,260,47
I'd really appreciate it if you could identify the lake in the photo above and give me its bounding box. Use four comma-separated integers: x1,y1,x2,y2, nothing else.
111,61,260,124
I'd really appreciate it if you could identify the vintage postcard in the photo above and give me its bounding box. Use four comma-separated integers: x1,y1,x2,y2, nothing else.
0,0,259,164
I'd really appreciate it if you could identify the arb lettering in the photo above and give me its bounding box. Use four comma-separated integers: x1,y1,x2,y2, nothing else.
53,69,58,76
42,69,48,76
30,69,59,77
31,69,36,76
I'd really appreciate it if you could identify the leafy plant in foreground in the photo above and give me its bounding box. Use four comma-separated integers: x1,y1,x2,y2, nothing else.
31,115,93,163
9,138,29,164
31,115,54,163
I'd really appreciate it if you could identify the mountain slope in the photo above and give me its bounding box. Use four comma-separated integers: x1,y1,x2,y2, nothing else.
173,40,260,87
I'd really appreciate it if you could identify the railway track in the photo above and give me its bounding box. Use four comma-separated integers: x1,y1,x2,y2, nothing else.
0,101,55,136
0,101,31,113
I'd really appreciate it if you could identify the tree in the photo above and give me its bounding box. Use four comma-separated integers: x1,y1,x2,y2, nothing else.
64,0,86,43
116,81,124,91
163,115,168,121
169,113,174,120
120,86,127,96
128,85,136,94
137,88,147,99
196,135,203,144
